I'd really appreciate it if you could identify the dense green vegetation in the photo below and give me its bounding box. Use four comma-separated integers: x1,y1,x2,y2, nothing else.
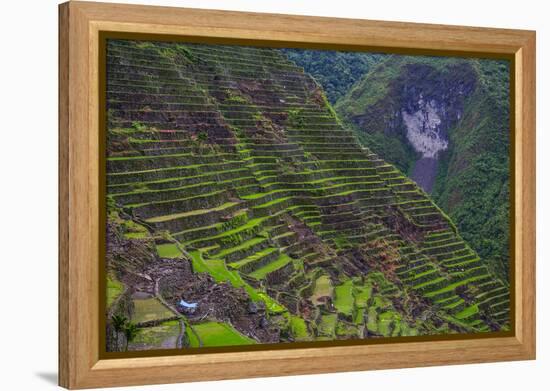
282,49,384,103
106,275,124,307
334,55,511,281
432,59,511,280
156,243,183,258
191,322,255,346
105,40,510,352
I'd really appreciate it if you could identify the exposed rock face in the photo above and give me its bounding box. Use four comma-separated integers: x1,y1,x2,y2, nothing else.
401,97,448,192
401,98,447,159
398,64,475,192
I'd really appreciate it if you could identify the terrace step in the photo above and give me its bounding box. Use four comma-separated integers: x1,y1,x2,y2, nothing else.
228,247,280,274
208,236,270,263
145,202,243,232
248,254,295,282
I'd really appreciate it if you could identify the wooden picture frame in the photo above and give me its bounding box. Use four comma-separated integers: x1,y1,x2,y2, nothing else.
59,1,536,388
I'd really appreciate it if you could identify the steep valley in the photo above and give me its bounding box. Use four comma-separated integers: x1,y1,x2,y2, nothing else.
105,40,510,351
334,55,511,281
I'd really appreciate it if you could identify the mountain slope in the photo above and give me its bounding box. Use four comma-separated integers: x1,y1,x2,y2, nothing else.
335,55,511,281
281,49,384,103
105,40,510,350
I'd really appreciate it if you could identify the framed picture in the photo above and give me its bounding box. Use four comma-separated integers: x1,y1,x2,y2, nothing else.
59,1,536,389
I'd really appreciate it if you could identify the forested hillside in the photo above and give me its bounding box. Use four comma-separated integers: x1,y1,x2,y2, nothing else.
281,49,384,103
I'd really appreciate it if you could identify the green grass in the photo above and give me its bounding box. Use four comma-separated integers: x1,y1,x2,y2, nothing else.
336,321,359,337
249,254,292,280
253,196,291,209
318,314,337,338
354,283,372,308
192,321,256,347
228,247,278,270
132,298,175,323
213,236,265,259
128,189,227,209
290,316,311,341
108,168,249,189
107,151,235,161
186,324,201,348
146,202,239,223
123,219,150,239
366,307,378,333
189,250,249,289
444,298,465,310
188,250,286,314
183,216,266,246
372,295,392,310
413,276,448,290
440,314,478,333
400,323,419,336
257,292,287,314
424,275,490,298
354,308,365,325
455,304,479,320
107,276,124,308
124,231,150,239
378,311,401,336
128,320,180,351
156,243,183,258
334,280,354,317
113,181,217,199
241,191,276,200
311,275,333,305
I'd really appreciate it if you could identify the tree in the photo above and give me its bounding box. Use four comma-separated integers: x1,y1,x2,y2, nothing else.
111,314,127,352
123,322,140,352
197,131,208,143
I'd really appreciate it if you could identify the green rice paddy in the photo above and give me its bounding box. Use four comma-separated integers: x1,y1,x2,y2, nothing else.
132,298,175,323
192,321,256,346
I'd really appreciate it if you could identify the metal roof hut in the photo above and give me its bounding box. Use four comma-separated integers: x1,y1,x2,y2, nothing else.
178,299,198,314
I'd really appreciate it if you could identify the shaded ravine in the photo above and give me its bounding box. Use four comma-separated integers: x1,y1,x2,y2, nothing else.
410,157,438,193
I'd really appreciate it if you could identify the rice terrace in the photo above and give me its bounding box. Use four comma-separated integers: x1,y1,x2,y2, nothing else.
104,39,511,352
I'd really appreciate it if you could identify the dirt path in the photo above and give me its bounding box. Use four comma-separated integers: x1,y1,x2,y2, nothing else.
410,157,438,193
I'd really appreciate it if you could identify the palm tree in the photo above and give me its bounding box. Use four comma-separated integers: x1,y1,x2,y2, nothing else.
123,322,140,352
111,314,127,351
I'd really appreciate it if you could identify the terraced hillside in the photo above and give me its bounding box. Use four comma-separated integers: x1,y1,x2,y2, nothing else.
105,40,510,351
